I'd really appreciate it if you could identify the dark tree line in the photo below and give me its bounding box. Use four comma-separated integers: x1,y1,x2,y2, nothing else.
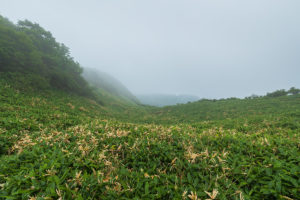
266,87,300,97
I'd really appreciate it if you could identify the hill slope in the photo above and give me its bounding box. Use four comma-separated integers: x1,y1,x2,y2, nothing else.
146,96,300,124
0,16,140,109
0,80,299,199
0,15,299,200
82,68,140,105
0,15,91,97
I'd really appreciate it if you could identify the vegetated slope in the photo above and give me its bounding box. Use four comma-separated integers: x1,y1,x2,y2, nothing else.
147,95,300,124
0,15,150,122
82,68,140,105
0,15,92,97
0,81,299,199
0,15,299,200
137,94,199,107
0,16,140,110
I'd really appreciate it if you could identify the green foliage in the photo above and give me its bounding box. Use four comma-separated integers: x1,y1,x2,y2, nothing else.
0,81,299,199
1,14,300,200
266,89,288,98
0,15,90,97
288,87,300,95
143,95,300,124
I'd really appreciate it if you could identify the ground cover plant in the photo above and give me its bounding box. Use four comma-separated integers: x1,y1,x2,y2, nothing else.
0,15,299,200
0,81,299,200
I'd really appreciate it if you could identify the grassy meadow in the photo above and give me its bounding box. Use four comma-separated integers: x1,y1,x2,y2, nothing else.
0,81,299,200
0,15,299,200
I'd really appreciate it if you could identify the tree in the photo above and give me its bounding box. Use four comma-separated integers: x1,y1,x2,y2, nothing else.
266,89,288,97
245,94,260,99
288,87,300,95
0,15,91,97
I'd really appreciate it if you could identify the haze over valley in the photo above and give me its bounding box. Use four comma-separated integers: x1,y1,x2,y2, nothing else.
1,0,300,99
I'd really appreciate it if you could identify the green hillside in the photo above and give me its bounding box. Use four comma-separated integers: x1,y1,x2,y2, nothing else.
0,16,91,97
0,16,299,200
1,80,299,199
146,95,300,124
0,15,140,109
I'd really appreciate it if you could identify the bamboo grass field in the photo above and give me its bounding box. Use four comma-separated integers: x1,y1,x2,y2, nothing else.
0,14,300,199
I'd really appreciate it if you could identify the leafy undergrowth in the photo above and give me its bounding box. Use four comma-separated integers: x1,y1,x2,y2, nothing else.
1,121,299,199
0,83,300,199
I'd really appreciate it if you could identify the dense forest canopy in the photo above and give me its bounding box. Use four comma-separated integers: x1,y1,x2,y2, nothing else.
0,15,90,96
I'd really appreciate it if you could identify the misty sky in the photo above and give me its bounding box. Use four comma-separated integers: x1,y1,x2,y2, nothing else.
1,0,300,98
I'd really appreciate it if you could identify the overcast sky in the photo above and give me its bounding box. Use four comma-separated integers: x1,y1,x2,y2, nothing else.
1,0,300,98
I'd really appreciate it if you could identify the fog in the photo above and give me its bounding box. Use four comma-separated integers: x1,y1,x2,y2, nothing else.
1,0,300,99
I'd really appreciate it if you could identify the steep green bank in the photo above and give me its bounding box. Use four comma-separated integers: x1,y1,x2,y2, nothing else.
0,15,143,110
0,16,91,97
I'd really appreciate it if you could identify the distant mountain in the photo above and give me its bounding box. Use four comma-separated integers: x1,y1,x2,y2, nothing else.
137,94,199,107
82,68,140,105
